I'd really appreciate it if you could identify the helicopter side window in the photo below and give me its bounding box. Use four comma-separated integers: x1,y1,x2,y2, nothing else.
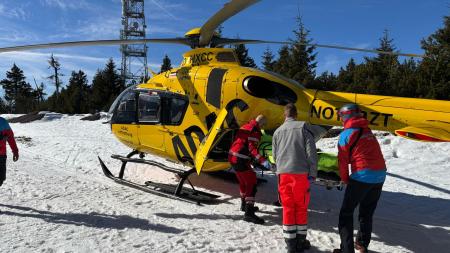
138,92,161,123
113,91,137,124
166,97,188,125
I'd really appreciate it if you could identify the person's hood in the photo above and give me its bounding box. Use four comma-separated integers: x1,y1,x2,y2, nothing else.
344,117,369,129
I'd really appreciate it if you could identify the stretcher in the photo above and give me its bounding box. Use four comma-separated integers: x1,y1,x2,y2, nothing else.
258,131,343,190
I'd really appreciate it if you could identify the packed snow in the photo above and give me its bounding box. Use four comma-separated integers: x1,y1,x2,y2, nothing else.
0,114,449,253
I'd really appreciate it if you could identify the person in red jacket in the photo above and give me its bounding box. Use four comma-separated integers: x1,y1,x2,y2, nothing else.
333,104,386,253
0,117,19,187
229,115,270,224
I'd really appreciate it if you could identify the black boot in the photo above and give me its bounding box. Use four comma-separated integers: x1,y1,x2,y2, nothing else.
285,238,297,253
240,198,245,211
296,239,310,252
243,203,264,224
241,198,259,212
296,234,310,252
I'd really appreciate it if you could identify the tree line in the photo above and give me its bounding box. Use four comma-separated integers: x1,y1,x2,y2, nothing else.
0,15,448,114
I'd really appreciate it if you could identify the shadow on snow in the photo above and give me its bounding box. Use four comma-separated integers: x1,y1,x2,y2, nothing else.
0,204,183,234
186,171,450,252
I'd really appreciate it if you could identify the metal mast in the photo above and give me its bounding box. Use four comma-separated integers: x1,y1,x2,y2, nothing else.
120,0,148,86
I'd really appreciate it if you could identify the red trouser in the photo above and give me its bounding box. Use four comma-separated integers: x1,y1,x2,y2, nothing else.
235,169,257,203
279,173,310,225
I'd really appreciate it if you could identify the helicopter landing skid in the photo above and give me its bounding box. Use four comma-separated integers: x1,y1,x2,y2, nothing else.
98,153,220,205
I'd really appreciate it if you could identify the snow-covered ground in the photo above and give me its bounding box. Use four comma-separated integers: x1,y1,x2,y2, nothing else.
0,115,449,253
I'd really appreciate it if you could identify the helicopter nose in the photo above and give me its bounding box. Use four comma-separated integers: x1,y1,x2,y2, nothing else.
243,76,297,105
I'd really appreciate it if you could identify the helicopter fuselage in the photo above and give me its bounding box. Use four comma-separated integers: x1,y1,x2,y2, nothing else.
108,47,450,173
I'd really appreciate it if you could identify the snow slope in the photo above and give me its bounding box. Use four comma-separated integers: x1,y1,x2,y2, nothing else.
0,115,449,253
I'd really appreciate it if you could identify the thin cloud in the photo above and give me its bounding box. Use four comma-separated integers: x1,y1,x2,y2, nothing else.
149,0,178,20
0,4,28,20
0,51,110,63
76,17,121,39
40,0,90,10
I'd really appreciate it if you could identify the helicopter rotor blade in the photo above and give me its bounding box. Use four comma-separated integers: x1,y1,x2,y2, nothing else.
199,0,260,47
0,38,191,53
214,38,424,58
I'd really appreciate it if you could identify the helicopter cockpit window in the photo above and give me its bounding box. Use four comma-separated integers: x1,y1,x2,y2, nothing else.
138,92,161,123
113,91,137,124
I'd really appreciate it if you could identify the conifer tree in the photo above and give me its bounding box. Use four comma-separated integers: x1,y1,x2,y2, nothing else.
261,47,275,71
62,70,90,113
33,82,46,104
418,15,450,100
364,30,399,95
48,54,63,95
313,71,338,91
91,59,124,111
288,16,317,87
0,64,34,113
160,55,172,73
395,58,419,98
0,98,7,114
336,58,356,91
233,43,257,68
273,45,291,77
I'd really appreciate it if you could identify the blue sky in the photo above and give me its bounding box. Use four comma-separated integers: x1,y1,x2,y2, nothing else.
0,0,448,95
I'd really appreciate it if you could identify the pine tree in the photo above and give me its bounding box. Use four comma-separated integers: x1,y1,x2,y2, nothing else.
33,82,46,104
418,15,450,100
313,71,338,91
91,59,124,111
273,45,291,77
233,43,257,68
364,30,399,95
0,64,34,113
336,58,356,91
48,54,63,95
288,16,317,87
61,70,90,113
395,58,419,98
0,98,7,114
261,47,275,71
160,55,172,73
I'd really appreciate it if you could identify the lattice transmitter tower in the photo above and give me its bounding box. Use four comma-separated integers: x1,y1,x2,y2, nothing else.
120,0,148,86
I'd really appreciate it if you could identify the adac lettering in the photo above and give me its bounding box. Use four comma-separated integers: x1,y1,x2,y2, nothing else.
310,105,393,127
171,125,206,164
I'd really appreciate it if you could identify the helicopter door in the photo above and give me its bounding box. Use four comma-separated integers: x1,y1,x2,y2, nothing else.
194,108,228,174
137,91,165,152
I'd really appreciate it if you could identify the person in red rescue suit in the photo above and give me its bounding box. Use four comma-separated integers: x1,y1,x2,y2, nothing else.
333,104,387,253
272,103,317,253
0,117,19,187
228,114,271,225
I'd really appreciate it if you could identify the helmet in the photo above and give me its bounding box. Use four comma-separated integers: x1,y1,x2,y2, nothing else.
338,104,363,122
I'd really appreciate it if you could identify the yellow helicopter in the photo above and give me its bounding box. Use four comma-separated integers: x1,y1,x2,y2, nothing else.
1,0,449,203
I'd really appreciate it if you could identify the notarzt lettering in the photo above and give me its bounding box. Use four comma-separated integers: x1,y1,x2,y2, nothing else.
310,105,393,127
